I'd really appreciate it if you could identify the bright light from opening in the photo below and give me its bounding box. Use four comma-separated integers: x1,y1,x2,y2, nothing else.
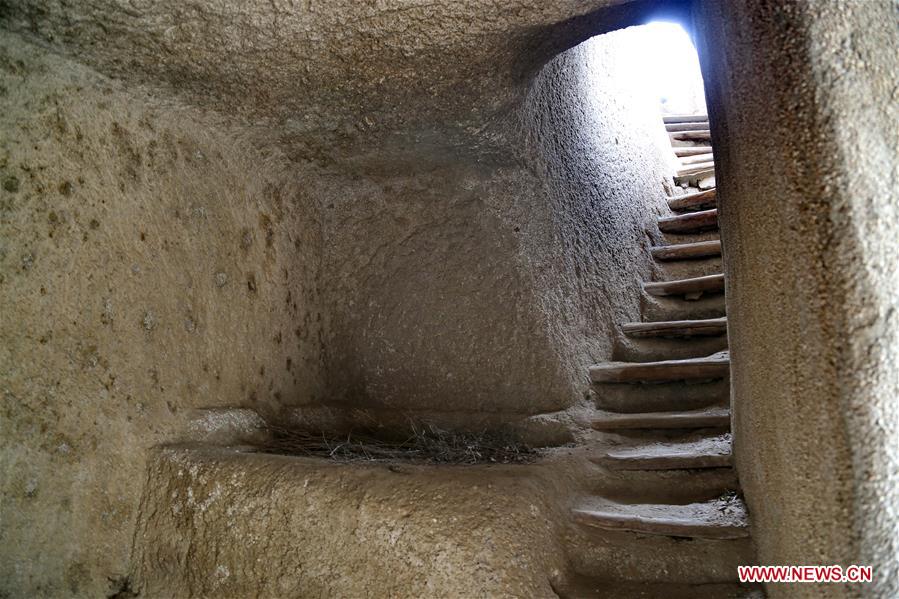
621,22,706,115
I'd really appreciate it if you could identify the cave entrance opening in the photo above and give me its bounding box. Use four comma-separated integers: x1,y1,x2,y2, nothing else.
615,20,707,118
598,19,713,188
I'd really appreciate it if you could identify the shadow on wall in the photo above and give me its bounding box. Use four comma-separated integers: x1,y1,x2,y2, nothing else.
306,24,675,440
694,1,899,596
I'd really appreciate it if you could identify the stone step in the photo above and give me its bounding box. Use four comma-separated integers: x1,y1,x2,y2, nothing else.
660,231,721,248
641,290,725,322
652,240,721,261
654,258,724,289
667,122,711,132
671,130,712,142
676,161,716,176
667,189,717,212
591,466,740,506
594,377,729,414
658,209,718,234
613,333,728,363
622,317,727,339
643,274,725,299
572,495,748,539
591,434,733,470
675,169,716,186
567,517,756,587
591,406,730,430
680,152,715,165
663,114,708,124
674,145,713,157
590,352,729,383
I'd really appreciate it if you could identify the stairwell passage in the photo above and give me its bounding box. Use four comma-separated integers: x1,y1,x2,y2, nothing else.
561,114,760,598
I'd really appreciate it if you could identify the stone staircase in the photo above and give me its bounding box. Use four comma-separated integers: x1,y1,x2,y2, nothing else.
562,114,761,597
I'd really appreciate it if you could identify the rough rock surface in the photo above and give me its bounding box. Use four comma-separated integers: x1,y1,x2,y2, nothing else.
316,28,673,419
0,0,646,158
0,34,325,596
696,1,899,597
133,446,572,598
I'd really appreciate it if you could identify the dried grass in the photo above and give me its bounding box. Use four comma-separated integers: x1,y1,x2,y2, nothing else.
257,423,537,465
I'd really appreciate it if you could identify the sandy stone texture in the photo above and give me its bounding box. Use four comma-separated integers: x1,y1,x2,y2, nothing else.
697,1,899,597
0,34,325,596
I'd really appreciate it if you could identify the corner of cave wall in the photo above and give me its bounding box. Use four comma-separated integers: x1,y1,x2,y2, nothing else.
0,32,326,597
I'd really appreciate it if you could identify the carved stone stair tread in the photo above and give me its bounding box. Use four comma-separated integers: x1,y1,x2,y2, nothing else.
592,434,733,470
674,145,713,157
622,317,727,338
680,152,715,165
677,161,716,176
663,114,708,124
651,240,722,261
591,406,731,430
672,130,712,142
589,351,729,383
572,495,748,539
590,351,730,383
658,209,718,233
667,122,711,132
643,274,725,298
676,170,717,186
667,189,717,211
